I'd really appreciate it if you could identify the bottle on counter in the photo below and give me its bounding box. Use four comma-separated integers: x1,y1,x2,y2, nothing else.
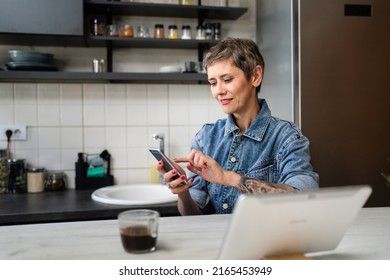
7,159,26,193
45,170,66,191
0,150,7,194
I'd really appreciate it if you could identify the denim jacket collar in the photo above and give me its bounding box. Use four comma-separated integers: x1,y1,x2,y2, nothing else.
224,99,271,142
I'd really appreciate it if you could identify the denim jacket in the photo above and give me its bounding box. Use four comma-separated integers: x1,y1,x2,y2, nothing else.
188,99,319,214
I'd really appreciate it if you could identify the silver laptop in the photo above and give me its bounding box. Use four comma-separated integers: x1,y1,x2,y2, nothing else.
218,185,372,259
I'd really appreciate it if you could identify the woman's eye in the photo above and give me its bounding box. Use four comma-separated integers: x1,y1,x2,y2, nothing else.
209,82,216,87
223,78,232,83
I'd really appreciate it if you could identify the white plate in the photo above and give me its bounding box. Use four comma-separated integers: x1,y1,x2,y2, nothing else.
159,66,182,73
91,184,177,205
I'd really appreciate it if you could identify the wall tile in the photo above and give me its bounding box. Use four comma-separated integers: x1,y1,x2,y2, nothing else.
38,84,60,105
14,84,37,105
106,126,127,148
127,126,148,147
61,105,83,126
38,127,61,149
83,105,105,126
83,84,105,105
105,105,126,126
0,83,14,104
39,149,61,170
83,127,106,149
38,104,61,126
14,105,37,126
126,104,148,126
61,127,83,149
60,84,83,105
0,105,14,124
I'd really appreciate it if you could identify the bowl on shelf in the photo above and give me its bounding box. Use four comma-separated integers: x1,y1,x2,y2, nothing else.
8,50,54,64
159,66,182,73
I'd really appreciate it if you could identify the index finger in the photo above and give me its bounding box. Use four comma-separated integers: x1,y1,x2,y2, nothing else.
173,157,189,163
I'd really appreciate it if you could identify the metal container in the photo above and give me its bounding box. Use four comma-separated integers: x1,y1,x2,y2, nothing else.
27,167,45,193
7,159,26,193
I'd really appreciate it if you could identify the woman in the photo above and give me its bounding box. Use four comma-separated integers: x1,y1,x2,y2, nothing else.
157,37,319,215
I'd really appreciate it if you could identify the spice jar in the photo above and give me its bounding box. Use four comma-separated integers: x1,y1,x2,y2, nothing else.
196,25,205,40
181,25,192,39
27,168,45,193
167,25,178,39
120,25,134,37
154,24,165,38
204,23,213,40
91,18,105,36
213,22,221,40
45,170,66,191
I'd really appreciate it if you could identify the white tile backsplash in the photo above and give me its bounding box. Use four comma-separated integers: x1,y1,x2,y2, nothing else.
0,0,255,187
1,81,230,187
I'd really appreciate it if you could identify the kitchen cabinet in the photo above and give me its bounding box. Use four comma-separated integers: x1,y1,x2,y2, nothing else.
0,1,248,84
0,0,83,37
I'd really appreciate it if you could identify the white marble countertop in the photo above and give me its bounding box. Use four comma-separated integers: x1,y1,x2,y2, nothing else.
1,207,389,260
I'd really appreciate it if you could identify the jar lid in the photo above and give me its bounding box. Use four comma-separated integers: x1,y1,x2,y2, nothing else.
7,158,25,164
46,170,65,178
155,24,164,28
27,167,45,173
182,25,191,29
168,25,177,29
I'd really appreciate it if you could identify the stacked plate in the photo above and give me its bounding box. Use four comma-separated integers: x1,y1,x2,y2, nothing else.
6,50,58,71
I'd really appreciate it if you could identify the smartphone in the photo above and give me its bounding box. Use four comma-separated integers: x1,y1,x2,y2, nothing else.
149,148,187,183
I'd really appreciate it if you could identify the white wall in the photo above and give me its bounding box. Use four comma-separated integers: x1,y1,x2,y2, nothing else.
0,0,256,188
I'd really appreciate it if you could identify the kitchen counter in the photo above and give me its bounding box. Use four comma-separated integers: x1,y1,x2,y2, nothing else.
0,207,389,260
0,189,179,225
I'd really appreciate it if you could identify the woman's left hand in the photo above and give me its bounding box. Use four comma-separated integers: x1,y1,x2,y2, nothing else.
175,149,226,185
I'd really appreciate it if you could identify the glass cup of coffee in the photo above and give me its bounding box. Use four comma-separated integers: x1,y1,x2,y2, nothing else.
118,209,159,253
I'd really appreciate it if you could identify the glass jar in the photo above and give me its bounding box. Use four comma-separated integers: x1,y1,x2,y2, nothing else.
167,25,178,39
154,24,165,38
195,25,205,40
7,159,26,193
213,22,221,40
45,170,66,191
120,25,134,37
91,18,105,36
204,23,213,40
181,25,192,39
27,168,45,193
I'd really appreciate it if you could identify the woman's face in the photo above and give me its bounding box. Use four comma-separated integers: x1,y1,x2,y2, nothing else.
207,59,261,116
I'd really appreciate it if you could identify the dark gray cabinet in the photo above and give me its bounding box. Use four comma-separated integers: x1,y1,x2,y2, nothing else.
0,0,83,36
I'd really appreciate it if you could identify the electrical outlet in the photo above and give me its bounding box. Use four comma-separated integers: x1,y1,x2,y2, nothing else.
0,124,27,141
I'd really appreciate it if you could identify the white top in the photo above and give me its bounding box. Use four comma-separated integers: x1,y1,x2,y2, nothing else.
0,207,389,260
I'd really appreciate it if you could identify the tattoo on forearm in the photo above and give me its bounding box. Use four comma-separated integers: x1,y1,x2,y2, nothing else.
237,175,286,194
